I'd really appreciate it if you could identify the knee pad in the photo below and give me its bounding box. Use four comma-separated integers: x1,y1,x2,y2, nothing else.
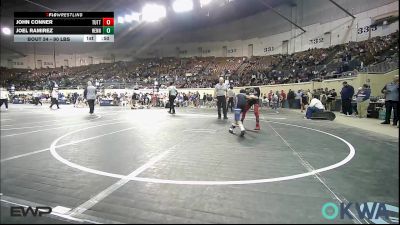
234,108,242,121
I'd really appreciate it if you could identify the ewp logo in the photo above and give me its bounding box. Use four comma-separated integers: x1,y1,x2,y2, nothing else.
322,202,399,224
10,206,52,217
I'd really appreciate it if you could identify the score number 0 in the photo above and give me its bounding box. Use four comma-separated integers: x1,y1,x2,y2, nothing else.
102,18,114,35
102,18,114,26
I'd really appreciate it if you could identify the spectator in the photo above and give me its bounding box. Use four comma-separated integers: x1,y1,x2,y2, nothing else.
340,81,355,116
131,91,138,108
320,91,327,109
381,75,399,126
202,93,206,106
307,89,313,105
73,92,79,106
0,86,9,110
356,84,371,118
33,90,42,106
305,95,325,119
183,93,189,107
271,92,279,113
262,94,269,107
301,90,308,113
267,90,273,107
326,89,337,111
287,89,295,109
280,90,286,108
49,85,60,109
206,94,213,108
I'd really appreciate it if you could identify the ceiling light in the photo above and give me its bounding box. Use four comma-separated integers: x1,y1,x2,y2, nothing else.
2,27,11,35
200,0,212,8
131,12,141,22
142,4,166,22
172,0,193,13
117,16,124,24
124,14,133,23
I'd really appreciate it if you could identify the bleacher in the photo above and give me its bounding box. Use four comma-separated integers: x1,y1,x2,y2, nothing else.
1,32,398,90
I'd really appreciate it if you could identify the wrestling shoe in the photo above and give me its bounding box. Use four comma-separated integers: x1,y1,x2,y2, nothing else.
254,124,260,131
229,128,234,134
240,130,245,137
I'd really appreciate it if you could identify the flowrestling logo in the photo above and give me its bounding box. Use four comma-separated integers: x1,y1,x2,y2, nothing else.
322,202,399,224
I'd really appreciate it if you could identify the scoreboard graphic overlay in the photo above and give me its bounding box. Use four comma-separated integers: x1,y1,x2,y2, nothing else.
14,12,114,42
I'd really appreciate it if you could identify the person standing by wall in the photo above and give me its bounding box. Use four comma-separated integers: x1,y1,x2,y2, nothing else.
356,84,371,119
227,86,235,113
214,77,228,119
33,90,42,106
202,93,207,107
206,94,213,108
0,86,9,111
275,91,281,110
300,90,308,113
131,91,138,109
49,85,60,110
183,93,189,107
195,91,200,108
287,89,295,109
307,89,313,105
168,82,178,114
381,75,399,126
271,91,279,113
326,89,337,111
84,81,97,115
295,90,302,110
73,92,79,107
280,90,286,108
340,81,355,116
320,91,327,110
267,90,273,107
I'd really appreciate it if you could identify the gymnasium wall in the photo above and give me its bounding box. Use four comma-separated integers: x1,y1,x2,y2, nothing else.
146,0,399,58
4,52,115,69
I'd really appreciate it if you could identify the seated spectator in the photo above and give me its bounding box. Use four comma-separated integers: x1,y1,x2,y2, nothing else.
305,96,325,119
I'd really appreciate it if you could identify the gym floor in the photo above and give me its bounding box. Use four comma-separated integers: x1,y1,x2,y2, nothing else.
0,104,398,224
